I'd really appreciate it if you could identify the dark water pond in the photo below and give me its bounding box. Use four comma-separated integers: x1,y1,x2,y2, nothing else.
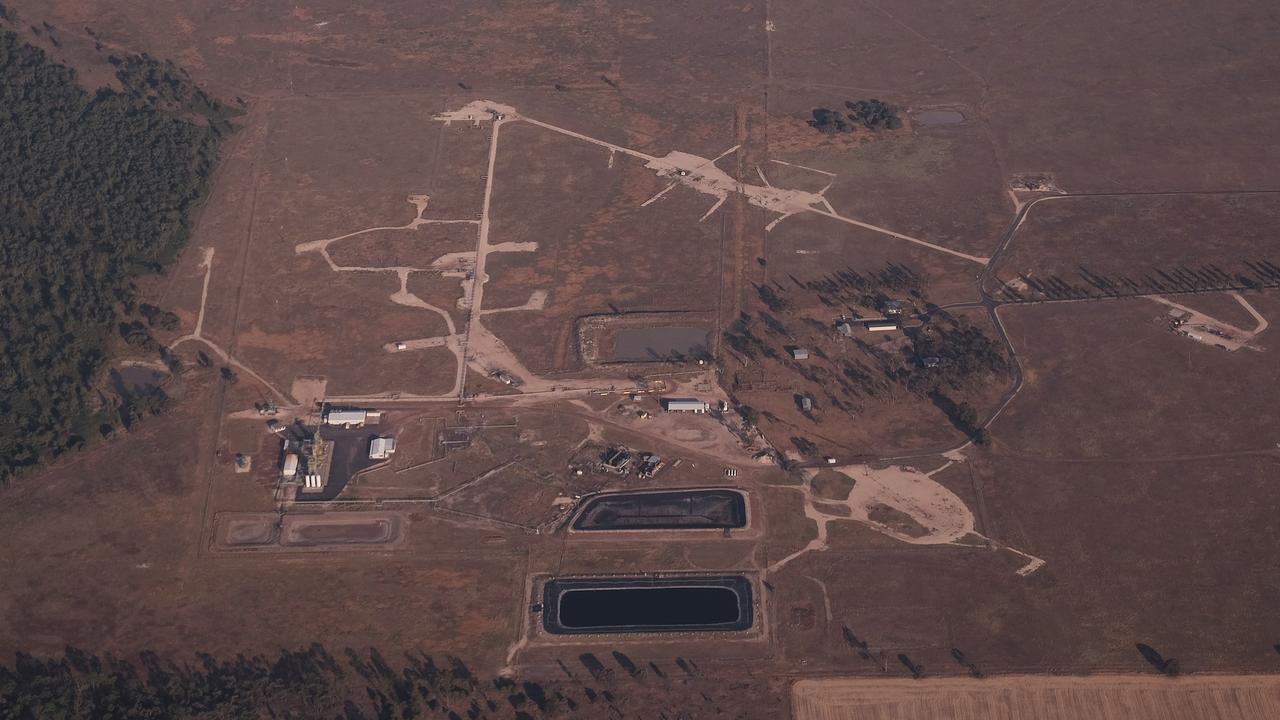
612,326,708,362
560,587,738,628
543,576,752,634
111,366,166,398
573,489,747,530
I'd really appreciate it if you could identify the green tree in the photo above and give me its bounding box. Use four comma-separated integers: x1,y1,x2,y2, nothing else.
0,30,226,481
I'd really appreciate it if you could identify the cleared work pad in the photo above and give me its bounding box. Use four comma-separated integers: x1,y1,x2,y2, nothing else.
792,675,1280,720
572,489,747,530
542,576,753,634
279,512,404,547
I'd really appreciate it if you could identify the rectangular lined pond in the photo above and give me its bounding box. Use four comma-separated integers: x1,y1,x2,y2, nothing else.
611,326,709,362
543,576,753,634
572,489,747,530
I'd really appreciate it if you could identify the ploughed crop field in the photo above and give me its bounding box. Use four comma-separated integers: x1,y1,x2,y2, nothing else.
791,676,1280,720
572,489,748,530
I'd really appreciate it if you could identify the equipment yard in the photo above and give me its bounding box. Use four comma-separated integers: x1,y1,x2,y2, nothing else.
2,0,1280,717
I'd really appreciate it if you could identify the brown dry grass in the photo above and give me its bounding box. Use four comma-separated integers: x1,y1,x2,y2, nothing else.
987,194,1280,301
793,675,1280,720
994,298,1280,457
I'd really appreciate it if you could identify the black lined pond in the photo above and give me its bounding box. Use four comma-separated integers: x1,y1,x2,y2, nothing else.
543,576,753,634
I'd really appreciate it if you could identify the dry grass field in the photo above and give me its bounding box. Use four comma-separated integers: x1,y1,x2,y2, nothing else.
792,676,1280,720
994,299,1280,457
987,194,1280,301
482,120,725,374
5,0,1280,716
765,213,984,307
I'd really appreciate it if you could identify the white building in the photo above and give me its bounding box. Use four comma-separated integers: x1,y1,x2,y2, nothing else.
662,398,709,413
369,436,397,460
281,453,299,478
324,409,367,427
791,348,810,360
865,320,899,332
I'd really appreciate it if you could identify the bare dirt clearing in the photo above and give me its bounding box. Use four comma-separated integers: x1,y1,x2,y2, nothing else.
280,511,404,547
325,223,478,270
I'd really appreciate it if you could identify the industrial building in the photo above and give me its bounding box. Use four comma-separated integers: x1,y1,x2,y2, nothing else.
637,453,664,478
865,320,899,332
281,453,299,479
324,408,368,427
661,398,709,413
601,448,632,474
369,436,396,460
791,348,810,360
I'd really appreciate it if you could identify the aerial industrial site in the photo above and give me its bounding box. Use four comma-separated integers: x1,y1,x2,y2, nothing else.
2,1,1279,718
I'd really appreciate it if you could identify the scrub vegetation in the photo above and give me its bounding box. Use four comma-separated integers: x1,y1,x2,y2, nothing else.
809,99,902,134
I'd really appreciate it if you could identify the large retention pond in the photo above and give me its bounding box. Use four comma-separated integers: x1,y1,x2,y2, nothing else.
612,326,709,362
543,576,753,634
573,489,747,530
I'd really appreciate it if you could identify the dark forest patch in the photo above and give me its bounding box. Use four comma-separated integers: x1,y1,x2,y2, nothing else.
0,30,227,480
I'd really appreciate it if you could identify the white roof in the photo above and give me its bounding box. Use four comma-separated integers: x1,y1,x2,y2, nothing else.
282,453,299,475
662,398,706,409
369,437,396,458
325,409,367,424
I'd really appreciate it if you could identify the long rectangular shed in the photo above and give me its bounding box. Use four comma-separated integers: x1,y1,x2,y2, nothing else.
661,398,709,413
325,409,367,426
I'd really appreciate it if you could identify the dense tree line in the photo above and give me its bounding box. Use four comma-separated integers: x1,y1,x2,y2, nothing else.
995,260,1280,302
0,645,768,719
0,30,228,481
